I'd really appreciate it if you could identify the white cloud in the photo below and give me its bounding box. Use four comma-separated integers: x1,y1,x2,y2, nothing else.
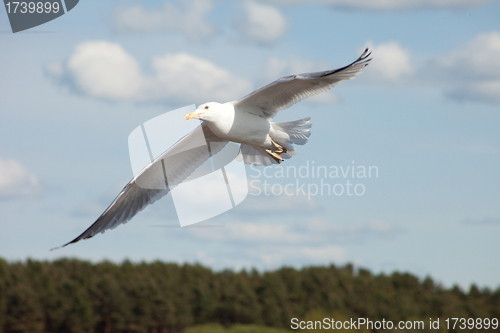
0,158,41,199
47,41,251,104
66,41,144,100
342,34,500,104
113,0,217,41
234,1,288,45
147,52,251,102
262,0,496,10
363,41,413,84
356,32,500,104
434,32,500,81
431,32,500,103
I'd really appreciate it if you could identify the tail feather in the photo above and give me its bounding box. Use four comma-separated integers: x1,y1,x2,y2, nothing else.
272,117,312,146
238,117,312,166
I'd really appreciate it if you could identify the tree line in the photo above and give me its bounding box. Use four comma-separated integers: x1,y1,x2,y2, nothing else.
0,258,498,333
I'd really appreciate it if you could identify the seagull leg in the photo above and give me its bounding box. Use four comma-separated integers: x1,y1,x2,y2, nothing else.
266,139,287,163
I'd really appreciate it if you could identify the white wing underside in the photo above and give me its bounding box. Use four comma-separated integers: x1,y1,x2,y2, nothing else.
53,123,228,249
234,48,371,120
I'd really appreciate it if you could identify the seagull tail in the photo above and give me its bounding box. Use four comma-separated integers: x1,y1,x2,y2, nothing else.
237,117,312,166
271,117,312,158
238,117,312,166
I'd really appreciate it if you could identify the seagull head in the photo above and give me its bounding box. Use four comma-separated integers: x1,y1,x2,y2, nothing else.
184,102,222,122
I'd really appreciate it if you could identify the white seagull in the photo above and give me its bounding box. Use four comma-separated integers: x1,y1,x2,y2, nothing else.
53,48,371,249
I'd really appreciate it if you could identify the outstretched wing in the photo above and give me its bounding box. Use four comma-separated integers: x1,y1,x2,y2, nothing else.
52,123,228,249
234,48,371,120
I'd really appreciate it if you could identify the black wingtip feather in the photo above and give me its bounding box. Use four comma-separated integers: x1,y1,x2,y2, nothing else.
319,48,372,78
50,231,96,251
358,47,372,62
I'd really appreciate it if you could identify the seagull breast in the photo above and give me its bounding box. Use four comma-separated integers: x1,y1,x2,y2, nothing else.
204,102,272,147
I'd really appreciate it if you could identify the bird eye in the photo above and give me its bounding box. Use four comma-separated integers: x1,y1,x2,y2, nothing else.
204,106,209,110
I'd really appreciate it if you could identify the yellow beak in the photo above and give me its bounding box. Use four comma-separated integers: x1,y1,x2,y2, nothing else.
184,112,202,120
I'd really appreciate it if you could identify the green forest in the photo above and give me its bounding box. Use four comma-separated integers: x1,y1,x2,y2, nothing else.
0,258,498,333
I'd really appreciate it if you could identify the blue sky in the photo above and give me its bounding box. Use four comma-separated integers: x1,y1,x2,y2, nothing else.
1,0,499,289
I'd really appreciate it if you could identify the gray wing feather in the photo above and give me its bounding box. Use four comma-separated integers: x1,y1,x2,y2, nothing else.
235,48,371,119
52,123,228,249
